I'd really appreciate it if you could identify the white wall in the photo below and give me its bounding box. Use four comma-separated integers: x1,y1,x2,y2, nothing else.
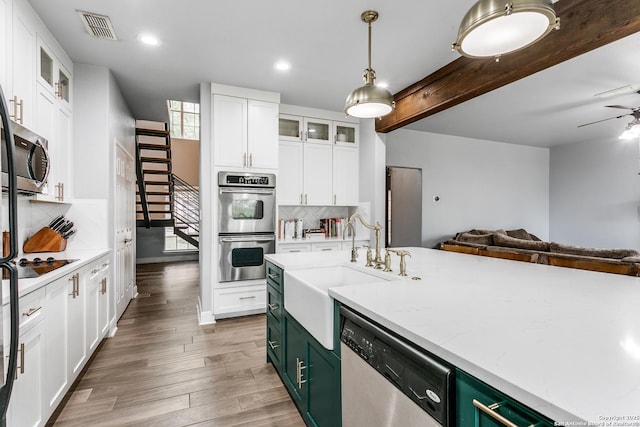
550,137,640,250
386,129,550,248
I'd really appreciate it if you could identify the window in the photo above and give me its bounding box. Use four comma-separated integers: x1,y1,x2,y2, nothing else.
168,100,200,140
164,227,198,252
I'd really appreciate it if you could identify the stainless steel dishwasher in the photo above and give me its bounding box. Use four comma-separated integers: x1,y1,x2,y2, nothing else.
340,306,454,427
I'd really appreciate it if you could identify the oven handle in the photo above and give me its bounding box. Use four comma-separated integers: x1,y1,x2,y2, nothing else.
219,235,276,243
219,188,275,195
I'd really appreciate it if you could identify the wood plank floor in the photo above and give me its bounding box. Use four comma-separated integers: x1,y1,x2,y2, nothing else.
48,261,305,427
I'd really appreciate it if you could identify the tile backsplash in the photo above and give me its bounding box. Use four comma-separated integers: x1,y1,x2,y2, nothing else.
1,195,108,257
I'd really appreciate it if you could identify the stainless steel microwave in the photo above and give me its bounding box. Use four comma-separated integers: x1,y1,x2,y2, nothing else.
0,120,50,194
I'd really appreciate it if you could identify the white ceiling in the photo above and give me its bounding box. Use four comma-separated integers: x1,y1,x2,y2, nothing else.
26,0,640,148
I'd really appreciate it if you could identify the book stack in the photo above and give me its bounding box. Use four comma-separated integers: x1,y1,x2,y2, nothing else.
278,218,304,240
319,217,348,239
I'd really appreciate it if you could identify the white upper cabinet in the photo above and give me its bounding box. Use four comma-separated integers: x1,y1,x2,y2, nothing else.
247,100,278,169
278,140,304,205
278,114,303,142
333,145,359,206
277,110,360,206
213,94,247,168
212,93,278,170
334,121,359,147
304,117,331,144
0,0,10,91
303,142,333,205
10,1,36,128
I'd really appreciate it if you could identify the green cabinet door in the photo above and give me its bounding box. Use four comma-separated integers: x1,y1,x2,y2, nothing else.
305,338,341,427
283,313,307,408
456,370,554,427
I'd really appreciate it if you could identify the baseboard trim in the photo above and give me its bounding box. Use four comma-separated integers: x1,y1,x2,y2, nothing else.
197,297,216,325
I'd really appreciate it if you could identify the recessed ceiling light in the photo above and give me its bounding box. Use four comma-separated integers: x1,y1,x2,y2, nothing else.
274,60,291,72
139,34,160,46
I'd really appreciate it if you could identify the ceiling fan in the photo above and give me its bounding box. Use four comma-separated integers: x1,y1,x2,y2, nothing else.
578,87,640,139
577,104,640,129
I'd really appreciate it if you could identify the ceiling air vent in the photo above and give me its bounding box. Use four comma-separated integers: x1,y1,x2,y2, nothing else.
77,10,117,40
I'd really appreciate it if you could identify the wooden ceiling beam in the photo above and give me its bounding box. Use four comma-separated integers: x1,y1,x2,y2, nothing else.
375,0,640,133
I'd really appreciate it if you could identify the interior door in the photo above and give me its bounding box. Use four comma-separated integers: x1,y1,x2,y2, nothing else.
386,167,423,247
115,144,135,320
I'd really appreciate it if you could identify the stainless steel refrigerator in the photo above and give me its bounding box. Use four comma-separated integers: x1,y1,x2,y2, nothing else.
0,84,20,424
385,167,422,247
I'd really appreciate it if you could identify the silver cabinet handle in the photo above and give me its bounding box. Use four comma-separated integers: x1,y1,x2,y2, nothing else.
296,358,307,389
249,153,253,167
22,306,42,317
243,152,247,167
300,193,303,205
268,340,279,350
304,194,308,204
239,295,256,300
17,343,25,376
472,399,518,427
68,273,79,298
101,278,107,295
124,239,133,244
268,303,279,312
267,272,280,281
333,194,336,205
91,268,100,274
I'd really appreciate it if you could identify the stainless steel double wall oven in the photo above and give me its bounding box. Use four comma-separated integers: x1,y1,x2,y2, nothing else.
218,171,276,282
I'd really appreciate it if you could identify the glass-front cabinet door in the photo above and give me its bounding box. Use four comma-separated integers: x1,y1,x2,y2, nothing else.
304,117,331,144
279,114,302,142
57,67,70,104
334,121,359,146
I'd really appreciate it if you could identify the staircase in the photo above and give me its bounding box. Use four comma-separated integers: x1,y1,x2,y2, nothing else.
135,123,199,248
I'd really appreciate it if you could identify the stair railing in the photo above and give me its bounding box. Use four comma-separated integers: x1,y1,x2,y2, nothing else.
171,174,199,247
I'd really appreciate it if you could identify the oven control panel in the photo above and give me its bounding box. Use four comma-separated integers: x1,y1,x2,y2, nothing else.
218,171,275,188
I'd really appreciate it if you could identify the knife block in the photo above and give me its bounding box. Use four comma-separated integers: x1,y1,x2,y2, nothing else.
23,227,67,253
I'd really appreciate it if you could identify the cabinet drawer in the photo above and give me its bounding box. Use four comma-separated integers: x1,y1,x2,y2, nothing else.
3,287,45,349
277,243,311,253
266,319,283,372
456,370,554,427
213,285,266,316
311,241,342,252
267,284,283,327
266,262,283,291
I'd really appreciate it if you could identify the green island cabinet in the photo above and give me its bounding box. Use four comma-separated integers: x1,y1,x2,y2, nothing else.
456,369,555,427
265,261,342,427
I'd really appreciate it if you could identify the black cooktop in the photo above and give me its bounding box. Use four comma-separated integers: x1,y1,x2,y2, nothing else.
11,257,79,279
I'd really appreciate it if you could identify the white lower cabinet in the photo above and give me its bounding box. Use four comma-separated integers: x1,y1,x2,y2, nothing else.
67,271,86,378
85,263,101,353
99,260,110,338
213,284,266,318
43,276,69,414
2,253,112,427
6,321,45,427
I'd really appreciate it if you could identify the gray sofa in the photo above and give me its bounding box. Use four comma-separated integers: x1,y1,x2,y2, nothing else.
440,229,640,276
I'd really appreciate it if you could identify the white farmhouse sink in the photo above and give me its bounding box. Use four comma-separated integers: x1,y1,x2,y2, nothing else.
284,265,395,350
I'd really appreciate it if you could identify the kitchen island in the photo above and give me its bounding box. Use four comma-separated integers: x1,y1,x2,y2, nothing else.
266,247,640,424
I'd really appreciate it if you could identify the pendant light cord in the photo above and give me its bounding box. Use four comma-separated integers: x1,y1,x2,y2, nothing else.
367,20,372,71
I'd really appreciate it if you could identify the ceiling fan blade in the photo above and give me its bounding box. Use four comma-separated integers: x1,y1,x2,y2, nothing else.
605,105,638,110
577,114,630,128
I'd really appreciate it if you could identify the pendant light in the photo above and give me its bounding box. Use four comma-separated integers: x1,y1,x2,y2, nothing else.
452,0,560,60
344,10,395,119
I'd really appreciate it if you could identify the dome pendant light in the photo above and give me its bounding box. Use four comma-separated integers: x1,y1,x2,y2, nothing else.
452,0,560,60
344,10,395,119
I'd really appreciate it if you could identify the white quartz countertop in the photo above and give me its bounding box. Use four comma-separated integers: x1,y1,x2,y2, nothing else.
2,248,111,305
265,248,640,424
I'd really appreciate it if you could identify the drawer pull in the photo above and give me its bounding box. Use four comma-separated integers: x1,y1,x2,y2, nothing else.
91,268,100,274
239,296,256,300
268,340,280,350
22,306,42,317
268,272,280,280
472,399,518,427
268,303,279,312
